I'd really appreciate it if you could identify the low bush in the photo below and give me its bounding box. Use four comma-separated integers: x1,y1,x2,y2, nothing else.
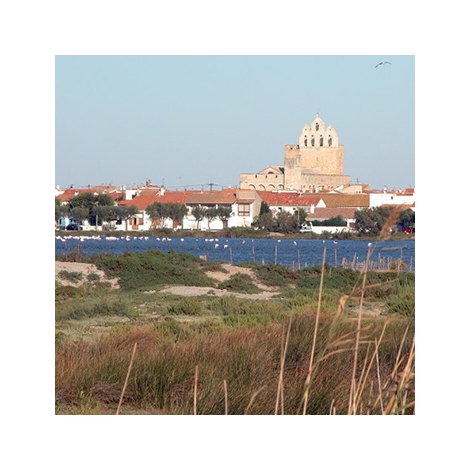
56,297,134,321
253,264,300,287
386,283,415,316
90,250,216,291
217,273,261,293
86,272,101,283
166,298,204,316
56,285,84,301
58,270,83,284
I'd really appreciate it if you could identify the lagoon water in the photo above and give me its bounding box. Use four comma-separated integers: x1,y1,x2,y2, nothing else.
55,235,415,271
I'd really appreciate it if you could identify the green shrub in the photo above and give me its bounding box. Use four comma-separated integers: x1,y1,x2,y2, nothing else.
207,296,287,324
166,298,204,316
56,285,84,301
90,250,216,291
58,270,83,284
217,273,261,293
56,298,134,321
86,272,101,283
254,264,300,287
386,284,415,316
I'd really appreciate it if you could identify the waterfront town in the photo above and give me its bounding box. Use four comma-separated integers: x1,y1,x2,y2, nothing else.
55,113,415,233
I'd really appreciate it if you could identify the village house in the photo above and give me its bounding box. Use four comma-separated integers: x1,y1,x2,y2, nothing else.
56,184,415,232
256,191,326,214
117,188,189,230
183,188,261,231
56,112,414,232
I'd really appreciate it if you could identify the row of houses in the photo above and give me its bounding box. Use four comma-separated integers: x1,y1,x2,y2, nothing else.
55,184,415,232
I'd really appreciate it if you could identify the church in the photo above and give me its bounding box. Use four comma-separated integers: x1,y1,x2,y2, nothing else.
239,113,351,192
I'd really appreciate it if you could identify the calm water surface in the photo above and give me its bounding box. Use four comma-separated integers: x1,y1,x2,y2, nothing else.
55,235,415,271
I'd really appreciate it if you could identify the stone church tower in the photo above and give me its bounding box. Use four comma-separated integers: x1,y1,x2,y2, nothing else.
240,113,351,192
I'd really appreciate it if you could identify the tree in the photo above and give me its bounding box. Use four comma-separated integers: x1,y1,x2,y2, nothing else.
216,206,232,229
259,201,271,216
204,207,218,230
166,203,189,229
294,207,308,226
114,205,138,231
68,192,96,215
95,194,115,207
354,206,395,236
55,197,68,227
146,202,167,228
92,205,114,227
397,208,415,231
67,192,117,227
146,202,188,229
69,206,89,226
91,194,116,227
310,216,347,227
275,211,298,233
192,206,206,230
252,210,274,231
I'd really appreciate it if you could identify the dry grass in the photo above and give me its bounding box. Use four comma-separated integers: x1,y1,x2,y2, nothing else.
56,211,414,415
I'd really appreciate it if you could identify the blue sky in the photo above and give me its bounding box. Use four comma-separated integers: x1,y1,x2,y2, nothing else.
55,55,414,191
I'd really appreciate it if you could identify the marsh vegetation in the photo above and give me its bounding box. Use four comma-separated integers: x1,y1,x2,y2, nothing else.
55,248,415,415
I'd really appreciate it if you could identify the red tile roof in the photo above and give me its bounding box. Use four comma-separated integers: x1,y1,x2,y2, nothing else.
118,189,241,211
306,207,357,221
185,189,237,205
317,193,369,208
56,186,123,203
56,189,93,203
119,190,190,210
257,191,323,207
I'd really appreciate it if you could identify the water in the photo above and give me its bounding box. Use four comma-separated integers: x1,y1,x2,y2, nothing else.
55,235,415,271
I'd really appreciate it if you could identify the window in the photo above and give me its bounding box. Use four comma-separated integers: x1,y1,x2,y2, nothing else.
320,135,324,146
238,204,250,216
315,123,319,131
328,135,332,146
304,136,307,146
311,137,315,146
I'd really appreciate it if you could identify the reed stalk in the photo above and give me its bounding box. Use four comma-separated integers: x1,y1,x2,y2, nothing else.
301,244,327,414
116,342,137,415
375,338,385,414
223,379,228,415
353,319,391,412
275,315,292,415
245,387,265,414
193,364,198,415
382,331,415,415
348,243,373,415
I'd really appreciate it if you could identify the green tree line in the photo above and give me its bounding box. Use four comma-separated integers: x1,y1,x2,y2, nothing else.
56,192,234,230
56,192,414,235
55,193,138,230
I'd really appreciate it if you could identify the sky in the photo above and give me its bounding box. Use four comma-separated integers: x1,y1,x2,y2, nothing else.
55,55,415,191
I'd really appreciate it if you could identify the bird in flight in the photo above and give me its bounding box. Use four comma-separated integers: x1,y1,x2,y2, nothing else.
375,61,392,68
